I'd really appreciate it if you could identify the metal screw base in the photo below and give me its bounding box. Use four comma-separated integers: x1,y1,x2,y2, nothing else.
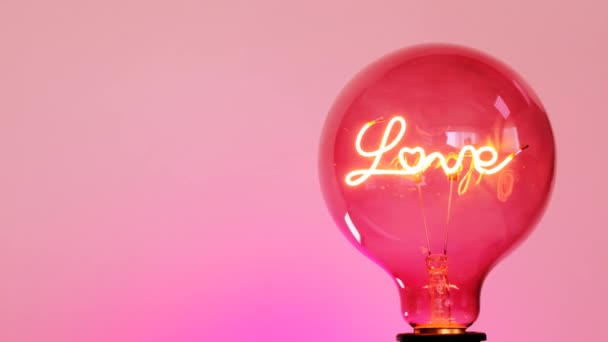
397,332,487,342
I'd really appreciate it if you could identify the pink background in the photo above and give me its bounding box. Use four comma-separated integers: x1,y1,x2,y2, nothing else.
0,1,606,341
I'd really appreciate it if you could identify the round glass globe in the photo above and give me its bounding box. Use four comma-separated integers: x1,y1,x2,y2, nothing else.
318,44,555,331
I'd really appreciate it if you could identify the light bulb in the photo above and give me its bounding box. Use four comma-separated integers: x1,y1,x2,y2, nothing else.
318,44,555,337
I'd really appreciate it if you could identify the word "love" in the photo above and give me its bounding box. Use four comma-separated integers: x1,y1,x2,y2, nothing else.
345,116,516,187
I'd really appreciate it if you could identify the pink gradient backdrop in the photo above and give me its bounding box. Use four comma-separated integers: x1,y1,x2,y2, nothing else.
0,1,605,341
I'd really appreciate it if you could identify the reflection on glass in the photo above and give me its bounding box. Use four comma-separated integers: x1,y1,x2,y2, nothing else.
446,131,479,148
344,213,362,244
501,126,520,152
495,95,511,118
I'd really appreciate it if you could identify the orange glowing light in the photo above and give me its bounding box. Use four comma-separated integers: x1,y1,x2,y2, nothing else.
345,116,519,188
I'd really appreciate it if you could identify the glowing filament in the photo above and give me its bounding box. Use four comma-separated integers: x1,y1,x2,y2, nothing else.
345,116,517,187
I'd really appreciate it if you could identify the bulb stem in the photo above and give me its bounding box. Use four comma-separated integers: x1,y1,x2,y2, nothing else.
426,254,453,325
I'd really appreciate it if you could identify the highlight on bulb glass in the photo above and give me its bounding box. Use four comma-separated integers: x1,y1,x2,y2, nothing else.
318,44,555,341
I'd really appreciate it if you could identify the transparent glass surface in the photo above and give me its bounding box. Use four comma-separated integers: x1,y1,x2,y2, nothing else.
318,44,555,330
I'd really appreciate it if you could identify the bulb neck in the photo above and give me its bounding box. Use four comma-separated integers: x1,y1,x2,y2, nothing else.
397,332,487,342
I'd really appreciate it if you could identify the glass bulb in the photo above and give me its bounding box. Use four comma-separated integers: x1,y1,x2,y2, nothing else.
318,44,555,332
